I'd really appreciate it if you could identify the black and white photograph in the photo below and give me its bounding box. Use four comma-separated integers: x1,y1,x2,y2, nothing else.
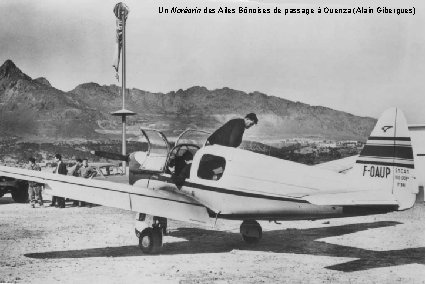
0,0,424,283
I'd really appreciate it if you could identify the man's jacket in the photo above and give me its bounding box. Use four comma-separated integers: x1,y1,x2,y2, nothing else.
55,162,67,175
207,118,245,147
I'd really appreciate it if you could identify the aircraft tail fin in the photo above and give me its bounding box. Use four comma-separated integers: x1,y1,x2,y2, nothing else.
352,107,417,209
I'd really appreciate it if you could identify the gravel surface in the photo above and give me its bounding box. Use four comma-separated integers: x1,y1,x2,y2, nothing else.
0,193,424,284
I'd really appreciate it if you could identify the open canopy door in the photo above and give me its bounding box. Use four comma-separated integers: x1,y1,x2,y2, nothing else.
137,129,170,173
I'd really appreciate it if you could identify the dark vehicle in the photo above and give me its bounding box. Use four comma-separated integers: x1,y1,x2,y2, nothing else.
0,176,28,203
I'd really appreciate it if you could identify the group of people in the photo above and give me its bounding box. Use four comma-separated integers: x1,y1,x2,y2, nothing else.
27,154,95,208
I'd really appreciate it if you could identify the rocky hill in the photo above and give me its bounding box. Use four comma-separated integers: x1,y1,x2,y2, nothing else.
0,60,376,142
0,60,106,140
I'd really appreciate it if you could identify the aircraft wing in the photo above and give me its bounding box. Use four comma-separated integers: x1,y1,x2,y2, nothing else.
0,165,211,225
314,155,358,174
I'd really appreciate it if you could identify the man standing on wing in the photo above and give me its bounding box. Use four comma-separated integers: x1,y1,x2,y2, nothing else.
207,113,258,148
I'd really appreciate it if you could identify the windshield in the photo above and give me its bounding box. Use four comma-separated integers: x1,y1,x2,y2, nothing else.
175,129,211,148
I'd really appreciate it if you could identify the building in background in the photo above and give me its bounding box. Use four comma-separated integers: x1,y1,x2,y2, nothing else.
408,124,425,202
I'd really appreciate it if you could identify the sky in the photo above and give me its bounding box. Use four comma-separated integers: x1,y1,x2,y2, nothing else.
0,0,424,123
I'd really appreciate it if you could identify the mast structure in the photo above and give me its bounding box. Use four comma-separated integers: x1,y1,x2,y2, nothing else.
112,2,135,174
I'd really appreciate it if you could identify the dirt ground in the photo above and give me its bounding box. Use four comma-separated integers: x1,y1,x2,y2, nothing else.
0,193,424,284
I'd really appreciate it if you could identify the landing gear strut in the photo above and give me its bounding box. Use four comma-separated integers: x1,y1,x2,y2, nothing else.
240,220,262,244
153,216,168,235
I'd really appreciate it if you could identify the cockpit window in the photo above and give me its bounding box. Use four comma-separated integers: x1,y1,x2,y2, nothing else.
166,144,199,175
197,154,226,181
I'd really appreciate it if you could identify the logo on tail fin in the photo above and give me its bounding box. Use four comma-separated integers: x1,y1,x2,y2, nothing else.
381,126,393,133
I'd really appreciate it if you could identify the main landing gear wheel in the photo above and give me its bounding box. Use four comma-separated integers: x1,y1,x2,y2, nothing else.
240,220,262,244
138,227,163,254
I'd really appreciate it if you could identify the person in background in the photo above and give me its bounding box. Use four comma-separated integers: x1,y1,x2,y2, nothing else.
77,158,95,207
70,158,84,207
70,158,83,177
207,113,258,148
78,158,95,179
51,154,67,208
27,157,43,208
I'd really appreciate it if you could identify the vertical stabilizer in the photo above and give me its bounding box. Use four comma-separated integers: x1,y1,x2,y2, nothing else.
353,107,417,210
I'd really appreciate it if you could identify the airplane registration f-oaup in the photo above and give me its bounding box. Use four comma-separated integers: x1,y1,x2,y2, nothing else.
0,107,418,253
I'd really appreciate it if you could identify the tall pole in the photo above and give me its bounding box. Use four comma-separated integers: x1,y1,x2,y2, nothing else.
121,10,127,174
111,3,135,176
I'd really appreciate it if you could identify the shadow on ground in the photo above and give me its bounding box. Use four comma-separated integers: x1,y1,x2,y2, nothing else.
24,221,424,272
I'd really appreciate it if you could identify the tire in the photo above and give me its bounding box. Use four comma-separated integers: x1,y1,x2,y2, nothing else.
138,227,163,254
11,181,29,203
240,220,262,244
242,234,261,244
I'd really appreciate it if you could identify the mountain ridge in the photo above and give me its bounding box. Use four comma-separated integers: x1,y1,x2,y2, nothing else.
0,59,376,142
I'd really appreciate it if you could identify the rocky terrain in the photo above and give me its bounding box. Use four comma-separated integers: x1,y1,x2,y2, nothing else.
0,59,376,142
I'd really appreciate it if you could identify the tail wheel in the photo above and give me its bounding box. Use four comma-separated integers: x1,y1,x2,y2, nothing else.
240,220,262,244
138,227,163,254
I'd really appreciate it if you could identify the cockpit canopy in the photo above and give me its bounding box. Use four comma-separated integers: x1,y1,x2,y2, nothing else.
129,129,211,181
175,129,211,149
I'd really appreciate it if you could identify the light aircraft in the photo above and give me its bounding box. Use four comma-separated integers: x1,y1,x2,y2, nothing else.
0,107,418,253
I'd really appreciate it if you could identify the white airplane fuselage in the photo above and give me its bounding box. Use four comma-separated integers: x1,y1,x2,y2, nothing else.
137,145,400,221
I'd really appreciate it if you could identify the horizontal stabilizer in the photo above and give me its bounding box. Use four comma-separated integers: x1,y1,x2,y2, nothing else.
315,155,358,174
303,191,398,206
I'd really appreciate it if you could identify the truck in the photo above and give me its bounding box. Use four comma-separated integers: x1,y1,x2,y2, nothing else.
0,176,28,203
